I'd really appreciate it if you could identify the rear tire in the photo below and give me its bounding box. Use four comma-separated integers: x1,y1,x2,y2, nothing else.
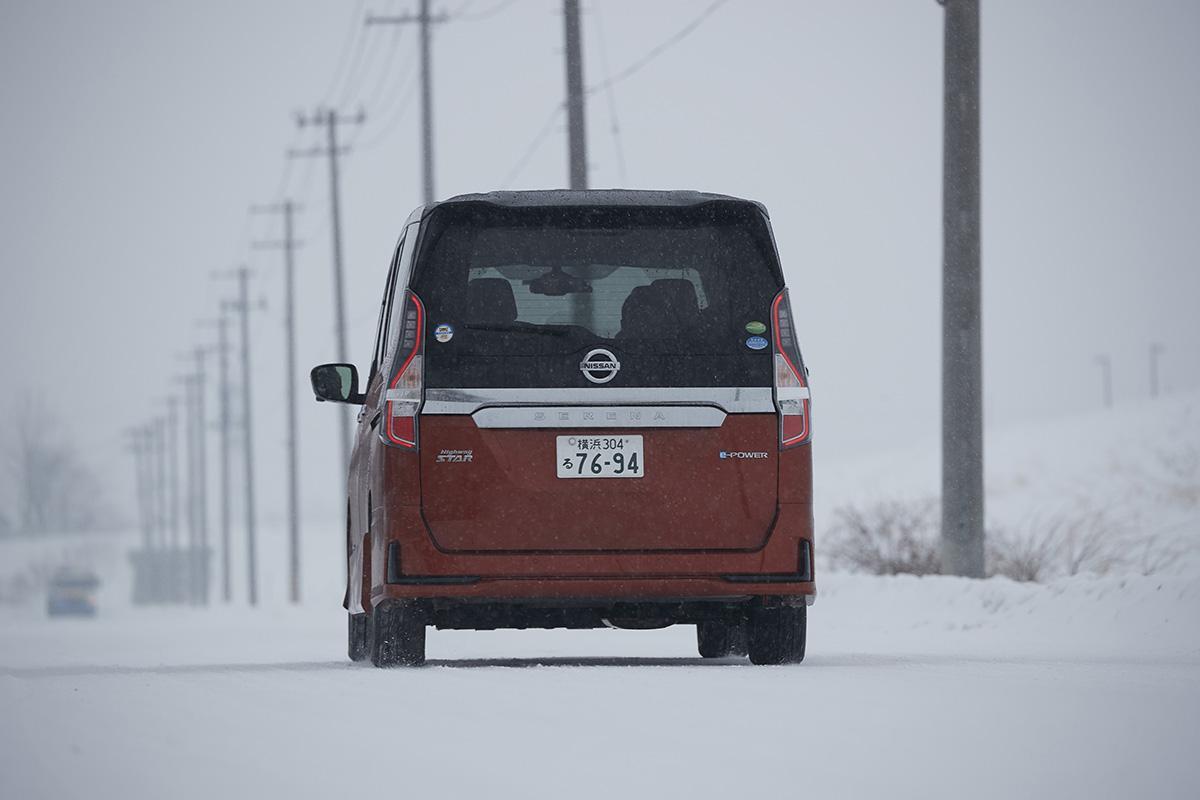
348,613,369,662
369,601,426,667
696,620,749,658
748,604,806,665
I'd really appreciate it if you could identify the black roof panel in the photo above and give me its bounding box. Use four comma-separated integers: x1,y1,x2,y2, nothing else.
432,189,768,217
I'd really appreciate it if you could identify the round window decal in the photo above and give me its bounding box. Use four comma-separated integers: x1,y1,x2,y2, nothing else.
579,348,621,384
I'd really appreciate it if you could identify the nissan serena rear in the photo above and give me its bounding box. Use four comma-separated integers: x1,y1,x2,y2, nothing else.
311,190,813,666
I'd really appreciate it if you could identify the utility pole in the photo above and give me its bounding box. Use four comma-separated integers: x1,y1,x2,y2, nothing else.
126,427,152,551
564,0,588,190
200,304,234,603
236,267,259,606
166,396,180,552
217,268,260,606
154,416,167,552
1096,354,1113,409
939,0,984,578
193,347,209,604
1150,343,1165,398
176,372,198,604
253,200,303,604
293,109,364,473
367,1,448,203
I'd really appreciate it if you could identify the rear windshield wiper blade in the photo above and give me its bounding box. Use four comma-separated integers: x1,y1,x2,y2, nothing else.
462,323,572,336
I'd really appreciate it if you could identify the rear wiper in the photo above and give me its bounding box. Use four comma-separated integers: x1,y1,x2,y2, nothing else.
462,322,571,336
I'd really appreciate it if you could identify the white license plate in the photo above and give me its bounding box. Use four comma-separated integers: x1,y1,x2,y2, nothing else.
556,435,644,478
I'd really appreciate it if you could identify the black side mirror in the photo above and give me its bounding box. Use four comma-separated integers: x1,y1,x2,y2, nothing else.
311,363,364,404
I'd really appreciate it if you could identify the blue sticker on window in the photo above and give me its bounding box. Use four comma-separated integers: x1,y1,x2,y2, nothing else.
434,323,454,343
745,335,769,351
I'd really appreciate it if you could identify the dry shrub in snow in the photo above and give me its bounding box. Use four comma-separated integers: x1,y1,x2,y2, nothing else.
828,499,1180,582
985,508,1186,582
827,498,942,576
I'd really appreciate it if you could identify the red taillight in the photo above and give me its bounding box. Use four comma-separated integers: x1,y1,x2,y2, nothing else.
383,292,424,449
772,291,811,448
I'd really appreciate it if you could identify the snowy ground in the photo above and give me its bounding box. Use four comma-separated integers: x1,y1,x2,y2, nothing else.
2,394,1198,798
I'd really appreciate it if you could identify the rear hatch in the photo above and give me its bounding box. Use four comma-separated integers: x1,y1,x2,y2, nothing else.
411,197,785,553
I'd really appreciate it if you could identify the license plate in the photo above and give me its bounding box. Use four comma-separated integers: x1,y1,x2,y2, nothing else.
556,435,644,479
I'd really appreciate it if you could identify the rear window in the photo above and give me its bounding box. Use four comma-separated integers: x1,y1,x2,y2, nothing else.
410,202,784,388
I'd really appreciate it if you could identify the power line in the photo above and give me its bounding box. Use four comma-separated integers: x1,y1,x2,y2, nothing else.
351,60,421,152
592,5,628,186
359,11,408,114
451,0,519,22
321,0,369,106
500,103,565,189
586,0,730,96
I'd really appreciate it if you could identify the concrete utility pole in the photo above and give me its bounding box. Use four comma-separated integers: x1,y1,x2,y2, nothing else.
235,267,259,606
127,427,153,550
1149,343,1165,398
939,0,984,578
154,416,167,552
293,109,365,473
176,372,199,604
366,1,448,204
564,0,588,190
193,347,209,604
177,349,211,606
253,200,303,604
201,304,234,603
1096,354,1113,409
166,396,180,552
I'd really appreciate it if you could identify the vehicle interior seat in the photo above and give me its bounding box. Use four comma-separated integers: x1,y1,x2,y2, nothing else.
466,277,519,326
651,278,702,332
617,284,670,340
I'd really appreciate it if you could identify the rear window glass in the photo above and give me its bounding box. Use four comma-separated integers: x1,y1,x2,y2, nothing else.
410,202,784,388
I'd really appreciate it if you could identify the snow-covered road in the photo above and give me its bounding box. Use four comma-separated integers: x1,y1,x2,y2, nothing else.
4,572,1198,800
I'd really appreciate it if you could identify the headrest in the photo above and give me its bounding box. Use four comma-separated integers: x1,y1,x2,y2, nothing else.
618,285,665,340
466,277,518,326
651,279,701,322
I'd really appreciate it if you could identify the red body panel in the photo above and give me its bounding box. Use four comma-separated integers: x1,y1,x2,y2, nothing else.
418,415,779,552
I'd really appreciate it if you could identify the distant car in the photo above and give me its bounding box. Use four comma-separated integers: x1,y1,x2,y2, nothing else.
311,190,813,667
46,568,100,617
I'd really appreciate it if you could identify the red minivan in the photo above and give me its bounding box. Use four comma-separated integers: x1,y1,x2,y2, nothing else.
311,190,813,666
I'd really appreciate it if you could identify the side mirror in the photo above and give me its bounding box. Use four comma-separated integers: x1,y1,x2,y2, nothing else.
310,363,364,405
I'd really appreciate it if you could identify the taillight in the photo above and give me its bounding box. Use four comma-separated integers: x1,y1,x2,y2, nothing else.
772,290,811,448
383,292,424,449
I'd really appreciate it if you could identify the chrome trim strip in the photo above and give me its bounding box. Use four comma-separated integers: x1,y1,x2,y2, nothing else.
421,387,775,415
473,406,726,429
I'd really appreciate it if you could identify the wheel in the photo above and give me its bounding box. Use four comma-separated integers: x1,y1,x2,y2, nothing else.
348,613,369,662
696,620,749,658
748,604,806,665
369,601,426,667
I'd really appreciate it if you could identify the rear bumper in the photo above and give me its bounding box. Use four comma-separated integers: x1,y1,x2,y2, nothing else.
386,593,812,631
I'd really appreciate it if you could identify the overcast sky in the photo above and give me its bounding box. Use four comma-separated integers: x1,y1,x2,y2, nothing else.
1,0,1198,528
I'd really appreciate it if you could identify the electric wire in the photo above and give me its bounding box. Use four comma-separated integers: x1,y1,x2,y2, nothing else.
336,0,394,110
586,0,729,96
592,5,628,186
351,53,421,152
319,0,369,107
499,102,566,189
450,0,519,22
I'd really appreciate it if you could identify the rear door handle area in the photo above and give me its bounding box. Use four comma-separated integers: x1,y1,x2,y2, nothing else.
369,412,382,429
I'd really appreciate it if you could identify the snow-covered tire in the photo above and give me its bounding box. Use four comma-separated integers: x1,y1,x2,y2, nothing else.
748,604,806,665
369,601,426,668
348,613,369,662
696,620,749,659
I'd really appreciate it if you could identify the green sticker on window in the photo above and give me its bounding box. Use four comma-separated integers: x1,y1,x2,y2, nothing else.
745,321,767,335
